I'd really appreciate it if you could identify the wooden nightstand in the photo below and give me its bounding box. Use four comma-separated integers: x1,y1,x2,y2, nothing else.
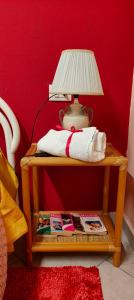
21,143,127,267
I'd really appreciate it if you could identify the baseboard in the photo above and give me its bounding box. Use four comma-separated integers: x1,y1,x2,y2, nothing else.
123,214,134,250
110,212,134,250
124,214,134,235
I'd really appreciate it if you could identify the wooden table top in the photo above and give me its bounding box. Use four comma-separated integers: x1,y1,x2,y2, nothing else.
20,143,128,168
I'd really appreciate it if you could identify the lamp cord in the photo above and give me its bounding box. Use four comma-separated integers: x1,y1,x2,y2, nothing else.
29,93,57,147
15,93,57,170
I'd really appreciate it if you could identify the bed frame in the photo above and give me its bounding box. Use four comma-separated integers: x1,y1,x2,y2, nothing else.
0,97,20,167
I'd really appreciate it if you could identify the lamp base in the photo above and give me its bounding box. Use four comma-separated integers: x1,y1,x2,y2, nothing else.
59,96,93,130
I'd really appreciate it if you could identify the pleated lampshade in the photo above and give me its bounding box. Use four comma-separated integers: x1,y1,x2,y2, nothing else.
51,49,103,95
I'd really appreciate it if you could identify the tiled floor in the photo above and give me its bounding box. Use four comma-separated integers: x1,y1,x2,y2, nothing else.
8,230,134,300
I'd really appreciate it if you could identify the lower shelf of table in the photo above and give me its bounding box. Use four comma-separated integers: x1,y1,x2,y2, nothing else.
31,211,116,253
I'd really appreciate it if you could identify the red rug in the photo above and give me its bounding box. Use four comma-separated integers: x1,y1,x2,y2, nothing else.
4,266,104,300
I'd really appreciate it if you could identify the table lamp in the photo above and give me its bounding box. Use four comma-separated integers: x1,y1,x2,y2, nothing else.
51,49,104,130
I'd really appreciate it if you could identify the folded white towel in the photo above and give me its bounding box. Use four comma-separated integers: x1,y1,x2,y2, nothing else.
93,131,106,152
37,127,106,162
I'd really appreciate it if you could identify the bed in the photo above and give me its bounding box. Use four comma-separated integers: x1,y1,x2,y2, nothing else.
0,97,20,300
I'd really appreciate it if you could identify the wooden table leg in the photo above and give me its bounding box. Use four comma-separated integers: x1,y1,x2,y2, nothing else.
32,166,39,213
103,166,110,214
113,163,127,267
21,164,32,266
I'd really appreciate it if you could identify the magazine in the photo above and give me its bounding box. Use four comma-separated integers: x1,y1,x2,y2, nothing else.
36,214,51,235
71,213,85,234
50,213,63,235
61,213,75,235
80,214,107,235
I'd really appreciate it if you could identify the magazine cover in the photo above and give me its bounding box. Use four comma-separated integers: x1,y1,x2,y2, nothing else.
61,214,75,231
80,214,107,235
36,214,51,235
71,214,85,234
50,214,63,235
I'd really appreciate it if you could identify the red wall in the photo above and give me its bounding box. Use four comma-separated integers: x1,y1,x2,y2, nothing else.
0,1,133,210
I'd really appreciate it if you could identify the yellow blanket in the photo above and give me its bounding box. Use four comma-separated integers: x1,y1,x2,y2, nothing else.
0,150,28,250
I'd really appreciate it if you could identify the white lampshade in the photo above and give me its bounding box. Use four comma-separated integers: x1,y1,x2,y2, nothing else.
51,49,103,95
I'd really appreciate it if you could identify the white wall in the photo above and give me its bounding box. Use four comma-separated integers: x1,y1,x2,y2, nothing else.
127,71,134,177
125,71,134,235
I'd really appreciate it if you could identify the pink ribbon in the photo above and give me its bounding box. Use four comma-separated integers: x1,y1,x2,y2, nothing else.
56,125,83,157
